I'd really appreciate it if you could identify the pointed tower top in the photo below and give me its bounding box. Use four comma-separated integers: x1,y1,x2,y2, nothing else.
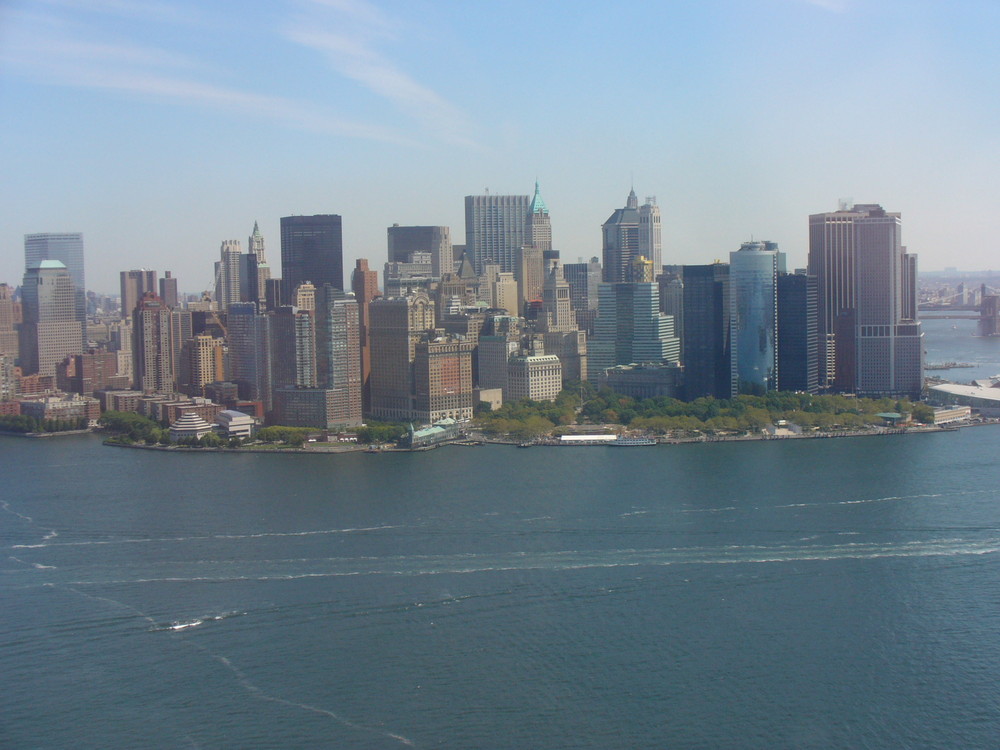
626,188,638,210
529,180,548,215
251,221,261,237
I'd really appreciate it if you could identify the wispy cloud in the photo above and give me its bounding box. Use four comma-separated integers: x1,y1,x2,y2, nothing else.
0,5,413,145
285,0,478,148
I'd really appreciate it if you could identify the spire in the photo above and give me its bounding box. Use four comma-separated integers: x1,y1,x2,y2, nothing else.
626,188,638,210
529,180,548,215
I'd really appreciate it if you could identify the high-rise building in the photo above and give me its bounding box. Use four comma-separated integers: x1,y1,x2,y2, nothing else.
351,259,380,413
217,240,242,311
387,225,452,280
563,257,602,335
777,272,819,393
464,193,531,274
729,241,782,396
158,272,179,309
537,263,587,382
682,263,731,400
227,302,272,410
280,214,344,296
413,337,475,422
808,203,922,397
587,282,679,382
179,334,225,396
132,291,174,393
507,353,562,403
314,285,363,426
120,269,157,319
515,244,545,315
527,181,552,254
24,233,85,323
0,283,19,358
601,190,661,283
247,221,271,304
19,261,84,377
368,293,436,421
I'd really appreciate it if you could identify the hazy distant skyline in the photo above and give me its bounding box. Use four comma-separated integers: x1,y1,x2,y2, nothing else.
2,0,998,293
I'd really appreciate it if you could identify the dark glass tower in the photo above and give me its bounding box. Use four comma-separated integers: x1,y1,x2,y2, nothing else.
777,272,819,393
682,263,731,400
280,215,343,297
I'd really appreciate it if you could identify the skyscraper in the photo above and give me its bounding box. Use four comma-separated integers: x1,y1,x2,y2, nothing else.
227,302,272,409
808,203,922,397
682,263,731,400
247,221,271,304
24,233,85,323
19,261,83,377
351,259,380,413
387,225,452,280
120,269,157,319
0,283,19,359
132,291,174,393
464,193,530,274
587,282,679,382
527,181,552,254
368,292,436,421
777,272,819,393
601,190,662,283
280,214,344,296
729,241,782,395
158,272,179,309
217,240,242,311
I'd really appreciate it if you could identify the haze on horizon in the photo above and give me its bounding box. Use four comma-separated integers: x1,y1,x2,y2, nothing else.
1,0,997,294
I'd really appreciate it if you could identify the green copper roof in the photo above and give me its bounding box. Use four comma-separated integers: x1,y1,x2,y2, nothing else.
529,180,548,215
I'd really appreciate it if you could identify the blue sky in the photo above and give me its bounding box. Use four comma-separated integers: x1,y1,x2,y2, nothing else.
2,0,998,293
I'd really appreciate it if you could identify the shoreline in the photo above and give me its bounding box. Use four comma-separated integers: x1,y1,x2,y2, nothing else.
94,421,986,455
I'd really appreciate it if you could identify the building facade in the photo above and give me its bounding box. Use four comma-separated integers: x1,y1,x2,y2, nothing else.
280,214,344,296
19,261,84,377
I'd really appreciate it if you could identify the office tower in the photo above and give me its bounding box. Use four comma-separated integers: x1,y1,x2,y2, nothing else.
729,241,782,396
280,214,343,296
527,181,552,253
314,286,363,426
507,353,562,402
484,266,518,314
216,240,242,311
682,263,731,400
0,283,18,358
108,318,133,386
516,244,545,314
351,259,380,413
120,269,157,319
159,272,179,309
368,293,436,421
169,309,193,386
465,193,530,274
477,314,521,392
56,351,122,395
413,337,475,422
383,253,434,298
293,281,317,312
227,302,272,410
659,274,684,354
602,190,661,283
268,306,302,391
777,272,819,393
132,291,174,393
587,282,679,382
808,203,922,397
537,263,587,382
19,261,84,377
248,221,271,304
563,257,602,335
387,225,452,279
24,233,85,323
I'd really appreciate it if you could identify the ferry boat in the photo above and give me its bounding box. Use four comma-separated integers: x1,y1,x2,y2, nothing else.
609,436,657,447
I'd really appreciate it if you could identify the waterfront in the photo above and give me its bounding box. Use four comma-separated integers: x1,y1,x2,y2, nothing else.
3,427,1000,748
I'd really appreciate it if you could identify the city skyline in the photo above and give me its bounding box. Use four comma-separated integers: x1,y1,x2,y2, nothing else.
2,1,998,292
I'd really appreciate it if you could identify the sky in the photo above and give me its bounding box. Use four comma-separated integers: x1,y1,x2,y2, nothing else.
1,0,998,293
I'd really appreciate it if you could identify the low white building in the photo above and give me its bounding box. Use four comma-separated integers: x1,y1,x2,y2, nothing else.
215,409,256,439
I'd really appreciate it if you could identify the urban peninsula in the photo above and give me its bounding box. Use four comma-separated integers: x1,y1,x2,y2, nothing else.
2,191,995,445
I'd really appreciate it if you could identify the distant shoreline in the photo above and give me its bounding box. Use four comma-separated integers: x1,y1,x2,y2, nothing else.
88,421,982,455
